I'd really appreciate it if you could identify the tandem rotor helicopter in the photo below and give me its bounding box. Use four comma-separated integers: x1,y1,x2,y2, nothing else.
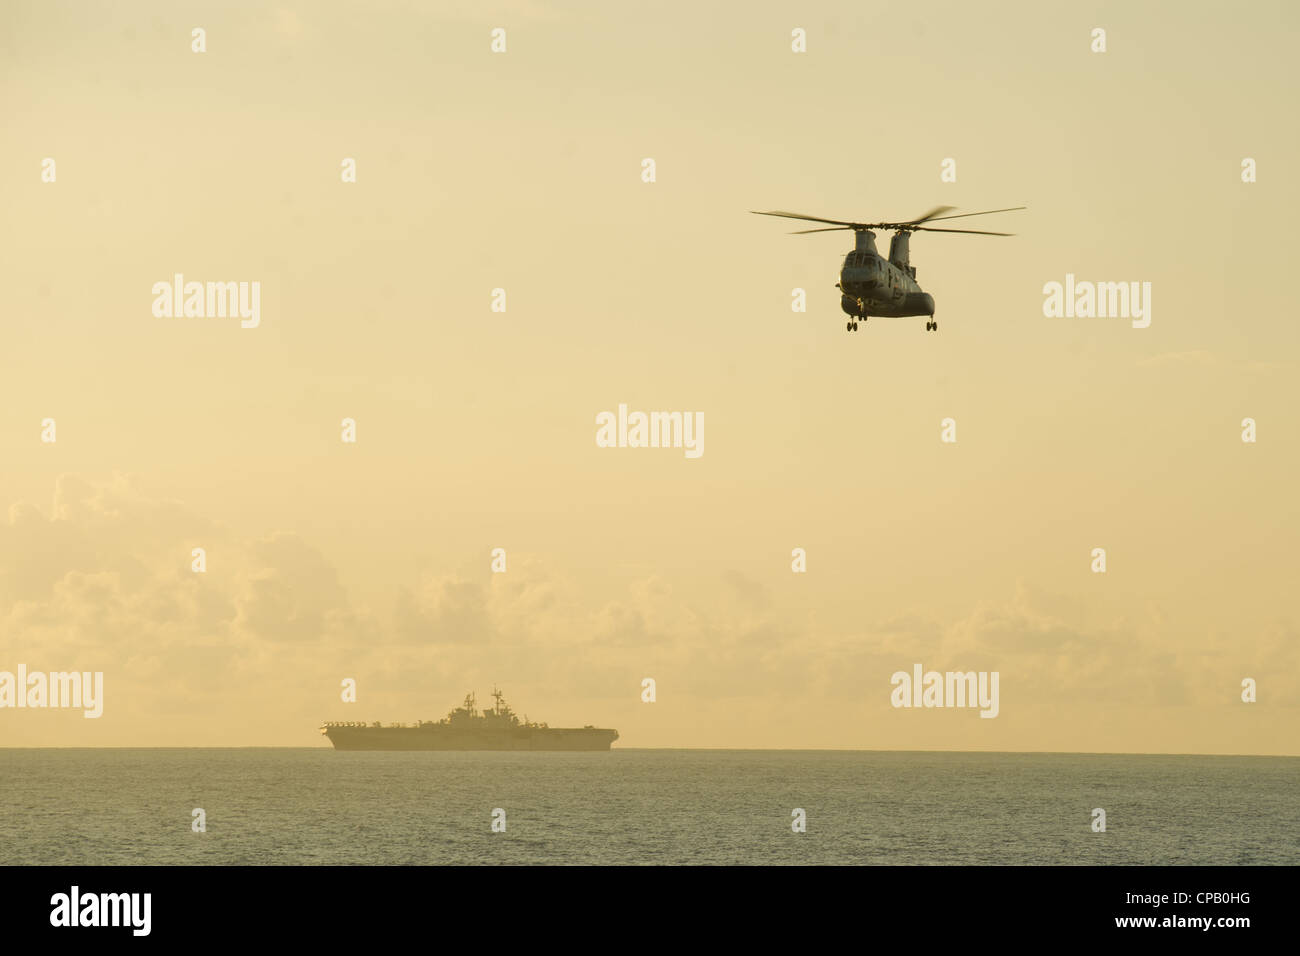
751,205,1025,332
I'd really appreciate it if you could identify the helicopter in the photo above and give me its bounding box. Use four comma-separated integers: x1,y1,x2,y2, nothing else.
751,205,1025,332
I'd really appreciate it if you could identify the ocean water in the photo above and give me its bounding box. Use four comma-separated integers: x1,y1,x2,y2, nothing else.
1,749,1296,865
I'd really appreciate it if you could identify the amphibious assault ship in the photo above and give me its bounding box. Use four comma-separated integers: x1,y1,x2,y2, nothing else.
320,689,618,751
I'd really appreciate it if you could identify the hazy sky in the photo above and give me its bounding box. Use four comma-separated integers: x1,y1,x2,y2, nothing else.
1,0,1296,751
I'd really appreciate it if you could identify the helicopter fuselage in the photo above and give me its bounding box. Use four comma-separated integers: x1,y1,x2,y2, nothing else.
836,232,934,319
837,252,935,318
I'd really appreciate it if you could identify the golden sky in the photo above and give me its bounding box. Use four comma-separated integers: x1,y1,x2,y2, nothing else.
1,0,1297,751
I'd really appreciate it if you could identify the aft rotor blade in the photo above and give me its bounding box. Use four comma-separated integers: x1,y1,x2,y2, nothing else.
789,226,854,234
751,210,859,227
906,205,957,225
911,226,1015,236
922,206,1026,223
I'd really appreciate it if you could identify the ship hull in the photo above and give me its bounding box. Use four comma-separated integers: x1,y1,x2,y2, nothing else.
323,726,618,751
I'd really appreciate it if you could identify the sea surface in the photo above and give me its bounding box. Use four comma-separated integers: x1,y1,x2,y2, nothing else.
1,749,1296,865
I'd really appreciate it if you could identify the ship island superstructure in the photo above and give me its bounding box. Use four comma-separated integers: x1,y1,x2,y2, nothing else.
320,689,618,751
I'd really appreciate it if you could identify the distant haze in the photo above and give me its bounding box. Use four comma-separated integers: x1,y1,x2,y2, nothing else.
0,1,1296,752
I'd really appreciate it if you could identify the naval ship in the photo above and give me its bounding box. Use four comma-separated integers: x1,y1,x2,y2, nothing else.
320,689,618,751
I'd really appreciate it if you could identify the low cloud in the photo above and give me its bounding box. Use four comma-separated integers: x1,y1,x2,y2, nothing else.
1,476,1294,748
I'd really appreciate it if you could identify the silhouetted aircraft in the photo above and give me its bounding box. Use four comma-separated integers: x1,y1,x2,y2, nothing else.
752,205,1025,332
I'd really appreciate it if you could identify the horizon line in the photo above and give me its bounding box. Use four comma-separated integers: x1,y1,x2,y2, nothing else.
2,746,1296,758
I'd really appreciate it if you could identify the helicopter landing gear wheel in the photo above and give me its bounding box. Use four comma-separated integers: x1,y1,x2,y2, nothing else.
925,319,938,332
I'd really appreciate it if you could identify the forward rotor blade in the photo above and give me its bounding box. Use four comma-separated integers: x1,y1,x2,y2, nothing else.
789,226,854,234
911,226,1015,236
922,206,1026,223
751,210,859,227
